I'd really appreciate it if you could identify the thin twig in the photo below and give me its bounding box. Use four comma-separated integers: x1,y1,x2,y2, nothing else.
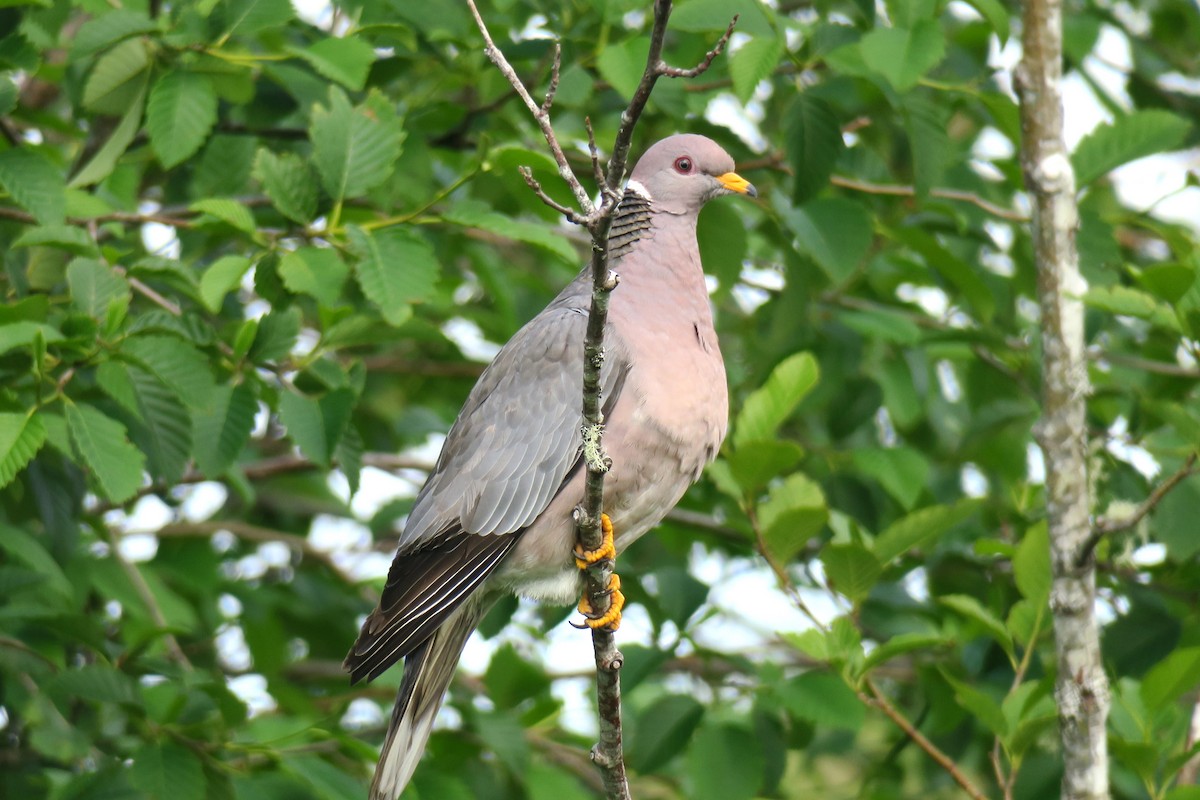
861,677,990,800
108,531,194,670
1079,452,1198,565
156,520,353,581
830,175,1027,221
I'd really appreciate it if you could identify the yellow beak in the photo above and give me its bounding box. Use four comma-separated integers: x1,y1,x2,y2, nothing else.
717,171,757,197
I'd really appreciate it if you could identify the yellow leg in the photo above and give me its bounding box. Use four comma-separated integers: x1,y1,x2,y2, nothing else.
574,513,615,569
577,573,624,631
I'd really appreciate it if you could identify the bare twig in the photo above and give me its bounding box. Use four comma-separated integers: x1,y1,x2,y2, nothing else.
1079,452,1198,565
831,175,1028,221
107,531,194,670
861,677,990,800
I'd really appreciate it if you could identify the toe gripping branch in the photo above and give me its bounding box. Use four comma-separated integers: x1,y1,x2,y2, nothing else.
574,513,625,631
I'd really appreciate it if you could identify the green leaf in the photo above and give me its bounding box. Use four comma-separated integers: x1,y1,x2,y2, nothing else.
726,440,805,495
347,226,440,324
199,255,252,313
595,38,648,99
939,594,1014,659
1084,285,1179,331
863,632,947,671
292,36,375,91
733,351,819,448
782,197,873,282
0,411,46,489
0,522,74,607
837,307,921,344
120,335,216,411
1141,647,1200,710
860,21,946,93
250,306,301,362
941,670,1007,736
279,247,348,306
129,741,205,800
48,664,140,706
83,37,150,114
146,71,218,168
670,0,775,36
67,258,131,319
310,87,403,203
1013,521,1051,603
778,672,865,730
253,149,318,224
71,10,157,59
223,0,295,36
441,201,577,264
13,224,99,255
190,198,257,236
904,96,950,197
66,403,145,503
820,543,881,603
873,498,980,563
0,149,66,225
0,321,64,357
1072,110,1192,187
103,362,193,484
961,0,1009,43
69,79,147,188
193,382,257,476
278,388,355,467
730,35,783,104
758,473,828,562
686,723,765,800
785,93,845,204
1137,262,1195,304
852,447,928,509
285,756,363,800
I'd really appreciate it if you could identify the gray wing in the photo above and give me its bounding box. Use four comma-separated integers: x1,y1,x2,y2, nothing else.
345,279,629,683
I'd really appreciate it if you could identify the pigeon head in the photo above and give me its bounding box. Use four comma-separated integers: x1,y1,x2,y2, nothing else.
626,134,756,215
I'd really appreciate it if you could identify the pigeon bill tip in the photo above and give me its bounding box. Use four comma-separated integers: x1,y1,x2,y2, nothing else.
717,171,757,197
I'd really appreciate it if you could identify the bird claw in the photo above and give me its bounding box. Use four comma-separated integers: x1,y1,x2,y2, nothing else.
573,512,615,570
576,573,624,631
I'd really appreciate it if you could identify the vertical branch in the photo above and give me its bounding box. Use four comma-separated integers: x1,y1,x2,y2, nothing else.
1016,0,1110,795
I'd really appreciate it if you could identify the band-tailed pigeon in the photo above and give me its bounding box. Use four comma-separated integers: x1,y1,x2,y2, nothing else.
345,134,755,798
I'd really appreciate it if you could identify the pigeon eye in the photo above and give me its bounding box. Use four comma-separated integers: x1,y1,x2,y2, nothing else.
674,157,693,174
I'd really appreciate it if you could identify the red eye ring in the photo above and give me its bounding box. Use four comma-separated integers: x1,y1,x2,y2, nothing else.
674,156,693,174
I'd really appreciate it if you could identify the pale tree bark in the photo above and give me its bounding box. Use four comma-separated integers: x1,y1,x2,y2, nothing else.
1016,0,1110,796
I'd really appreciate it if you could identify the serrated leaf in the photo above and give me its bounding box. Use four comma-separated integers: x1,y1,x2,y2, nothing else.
49,664,140,706
310,87,403,203
821,543,881,603
129,742,204,800
279,247,348,306
0,149,66,225
941,670,1007,736
199,255,252,313
0,321,64,357
83,37,150,114
13,224,99,255
71,10,157,59
66,403,145,503
629,695,705,773
1084,285,1179,331
778,672,865,730
292,36,375,91
939,594,1014,659
190,198,257,236
253,149,317,224
730,36,783,104
1013,521,1051,603
595,38,648,99
0,411,46,488
785,94,844,204
757,473,828,562
347,225,439,324
0,523,73,605
782,197,872,282
0,76,15,117
223,0,295,36
873,498,980,563
1072,110,1191,187
278,388,355,467
440,201,576,264
69,79,147,188
860,21,945,93
862,632,947,671
335,422,363,494
120,335,216,411
726,440,805,495
904,96,950,197
852,446,928,509
146,71,218,168
250,306,301,362
122,364,193,484
1141,647,1200,710
66,258,131,319
194,382,257,476
733,351,819,448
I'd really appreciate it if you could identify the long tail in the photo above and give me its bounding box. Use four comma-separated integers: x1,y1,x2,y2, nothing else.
369,593,491,800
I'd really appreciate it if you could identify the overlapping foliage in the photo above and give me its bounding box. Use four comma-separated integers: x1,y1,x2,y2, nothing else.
2,0,1199,798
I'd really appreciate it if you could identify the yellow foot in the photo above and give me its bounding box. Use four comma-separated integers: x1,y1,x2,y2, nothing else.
574,513,615,570
577,573,624,631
